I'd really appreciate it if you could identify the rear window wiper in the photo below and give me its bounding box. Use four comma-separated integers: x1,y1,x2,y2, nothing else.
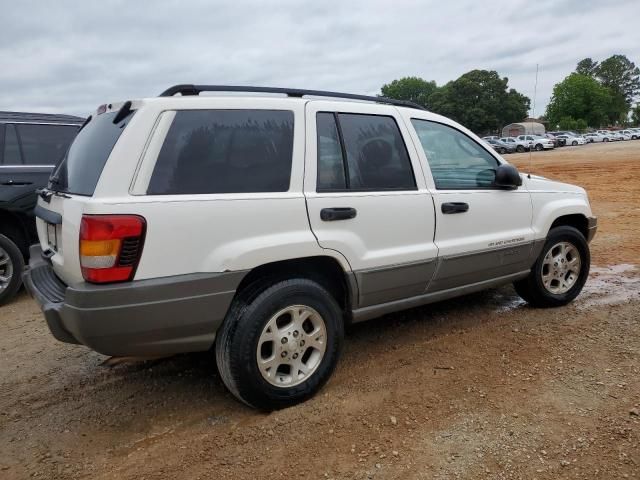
112,101,132,124
78,115,92,132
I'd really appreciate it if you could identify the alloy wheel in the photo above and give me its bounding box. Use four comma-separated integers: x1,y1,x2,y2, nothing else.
0,246,14,292
541,242,582,294
256,305,327,387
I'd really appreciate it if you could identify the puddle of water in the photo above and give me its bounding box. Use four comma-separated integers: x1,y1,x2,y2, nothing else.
579,264,640,308
494,296,527,313
590,264,637,275
493,264,640,311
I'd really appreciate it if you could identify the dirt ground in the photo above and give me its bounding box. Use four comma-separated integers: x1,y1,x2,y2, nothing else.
1,141,639,480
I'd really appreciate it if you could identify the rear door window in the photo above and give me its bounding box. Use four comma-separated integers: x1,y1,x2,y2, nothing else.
148,110,294,195
52,111,134,195
316,113,416,191
16,124,78,166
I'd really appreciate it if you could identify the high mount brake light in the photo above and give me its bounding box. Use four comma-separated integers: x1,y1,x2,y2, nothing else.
79,215,146,283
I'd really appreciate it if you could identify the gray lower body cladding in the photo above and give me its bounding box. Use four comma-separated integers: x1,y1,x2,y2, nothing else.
427,240,545,292
25,238,549,355
23,245,246,356
355,259,438,307
351,240,545,322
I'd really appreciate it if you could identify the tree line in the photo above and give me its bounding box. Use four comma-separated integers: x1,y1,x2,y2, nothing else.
380,71,529,135
546,55,640,130
379,54,639,134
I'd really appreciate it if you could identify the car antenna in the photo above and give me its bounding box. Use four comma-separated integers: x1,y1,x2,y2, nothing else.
527,63,539,179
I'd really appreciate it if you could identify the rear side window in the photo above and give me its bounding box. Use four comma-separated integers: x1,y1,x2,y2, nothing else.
52,111,134,195
16,124,78,166
316,113,415,191
148,110,294,195
2,124,21,165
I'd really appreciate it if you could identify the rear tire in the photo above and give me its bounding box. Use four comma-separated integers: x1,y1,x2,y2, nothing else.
0,234,25,307
216,278,343,410
514,226,590,308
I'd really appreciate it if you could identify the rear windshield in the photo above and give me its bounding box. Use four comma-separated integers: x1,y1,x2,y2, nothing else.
50,110,134,195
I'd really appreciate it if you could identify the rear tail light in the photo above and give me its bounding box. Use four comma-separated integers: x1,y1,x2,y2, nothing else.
80,215,146,283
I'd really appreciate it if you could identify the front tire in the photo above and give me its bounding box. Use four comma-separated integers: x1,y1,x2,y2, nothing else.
535,143,543,151
514,226,590,308
516,145,525,153
216,278,343,410
0,234,24,307
572,140,578,146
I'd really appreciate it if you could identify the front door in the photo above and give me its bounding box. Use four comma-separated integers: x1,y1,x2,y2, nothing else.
405,117,535,292
304,101,437,308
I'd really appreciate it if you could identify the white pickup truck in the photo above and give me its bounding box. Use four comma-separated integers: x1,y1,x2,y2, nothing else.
24,86,597,410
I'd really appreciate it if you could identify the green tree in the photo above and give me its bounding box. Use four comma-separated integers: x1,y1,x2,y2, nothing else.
546,73,611,128
426,70,530,133
576,58,598,77
380,77,438,108
504,88,531,124
557,117,578,131
595,54,640,106
575,118,588,132
631,104,640,126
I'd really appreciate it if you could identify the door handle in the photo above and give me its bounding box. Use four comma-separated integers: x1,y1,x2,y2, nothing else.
1,180,33,186
441,202,469,214
320,207,357,221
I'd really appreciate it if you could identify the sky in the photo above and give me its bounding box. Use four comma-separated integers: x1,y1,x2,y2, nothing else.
1,0,639,119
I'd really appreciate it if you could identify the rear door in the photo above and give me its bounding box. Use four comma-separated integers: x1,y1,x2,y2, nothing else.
403,115,535,292
304,101,437,308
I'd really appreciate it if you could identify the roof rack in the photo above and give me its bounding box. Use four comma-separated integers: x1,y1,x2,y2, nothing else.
158,84,426,110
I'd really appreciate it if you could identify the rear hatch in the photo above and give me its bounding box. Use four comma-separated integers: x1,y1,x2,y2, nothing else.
36,106,135,286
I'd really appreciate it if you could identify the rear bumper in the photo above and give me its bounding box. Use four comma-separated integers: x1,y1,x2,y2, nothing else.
23,245,246,356
587,216,597,243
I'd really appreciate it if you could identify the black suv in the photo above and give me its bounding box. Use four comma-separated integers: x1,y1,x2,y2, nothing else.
0,111,83,305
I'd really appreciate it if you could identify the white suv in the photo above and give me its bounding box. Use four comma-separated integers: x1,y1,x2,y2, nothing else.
24,85,597,410
499,136,530,152
617,129,638,140
516,134,555,151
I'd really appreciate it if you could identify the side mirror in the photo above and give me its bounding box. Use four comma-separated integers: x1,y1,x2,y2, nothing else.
494,164,522,190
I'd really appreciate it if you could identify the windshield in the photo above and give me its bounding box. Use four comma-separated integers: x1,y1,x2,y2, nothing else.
50,110,134,195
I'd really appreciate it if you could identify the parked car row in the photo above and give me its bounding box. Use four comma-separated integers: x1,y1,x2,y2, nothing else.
482,134,555,153
483,127,640,154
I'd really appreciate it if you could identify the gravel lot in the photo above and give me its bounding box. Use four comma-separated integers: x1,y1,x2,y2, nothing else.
1,141,639,479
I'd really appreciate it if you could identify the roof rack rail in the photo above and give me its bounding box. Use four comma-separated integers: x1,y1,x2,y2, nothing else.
158,84,426,110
